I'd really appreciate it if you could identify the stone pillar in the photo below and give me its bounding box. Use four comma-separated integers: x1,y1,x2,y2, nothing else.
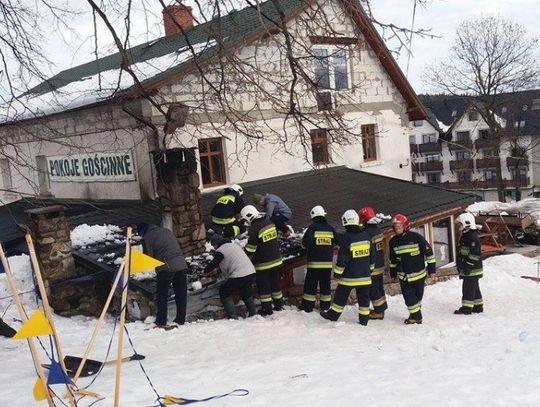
153,148,206,256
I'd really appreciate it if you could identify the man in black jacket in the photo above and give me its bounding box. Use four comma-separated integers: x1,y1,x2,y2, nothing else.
137,223,189,327
389,214,436,324
241,205,284,316
320,210,375,326
358,206,387,320
454,213,483,315
210,184,246,238
300,205,336,312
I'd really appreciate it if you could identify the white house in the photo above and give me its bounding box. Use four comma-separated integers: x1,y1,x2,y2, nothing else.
0,0,426,204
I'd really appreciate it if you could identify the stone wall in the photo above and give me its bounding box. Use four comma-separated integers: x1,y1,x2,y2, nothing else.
26,206,103,316
153,148,206,256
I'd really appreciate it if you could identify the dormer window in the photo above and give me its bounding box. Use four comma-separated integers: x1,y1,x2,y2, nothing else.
468,111,479,121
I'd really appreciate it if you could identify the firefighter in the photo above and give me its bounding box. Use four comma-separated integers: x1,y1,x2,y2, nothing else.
358,206,387,320
454,213,483,315
204,234,257,319
252,192,293,236
299,205,337,312
210,184,246,238
241,205,284,315
320,210,374,326
389,214,436,324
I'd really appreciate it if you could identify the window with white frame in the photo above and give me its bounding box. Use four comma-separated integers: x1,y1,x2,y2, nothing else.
313,47,350,90
456,131,470,142
514,120,526,128
468,111,479,121
484,169,497,180
511,167,528,182
483,149,494,158
409,135,416,144
457,171,472,182
425,154,441,162
413,120,423,127
422,133,438,143
479,129,491,139
455,150,471,160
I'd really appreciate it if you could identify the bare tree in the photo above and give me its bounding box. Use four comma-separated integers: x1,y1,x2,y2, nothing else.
428,15,539,201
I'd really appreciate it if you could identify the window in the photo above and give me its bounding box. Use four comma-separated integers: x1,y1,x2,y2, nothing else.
455,150,471,160
511,167,528,181
483,149,493,158
198,138,226,187
409,135,416,144
361,124,377,162
479,129,491,139
413,120,423,127
313,47,349,90
422,133,438,143
514,120,526,128
310,129,330,165
456,131,470,142
426,172,441,184
425,154,441,162
0,159,12,190
484,169,497,180
457,171,472,182
432,217,453,267
451,110,457,117
468,111,479,121
532,99,540,111
501,106,507,113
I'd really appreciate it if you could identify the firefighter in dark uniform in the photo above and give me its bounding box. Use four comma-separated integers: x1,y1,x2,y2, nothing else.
389,214,436,324
300,205,337,312
358,206,387,320
210,184,246,238
320,210,375,326
454,213,483,315
241,205,284,316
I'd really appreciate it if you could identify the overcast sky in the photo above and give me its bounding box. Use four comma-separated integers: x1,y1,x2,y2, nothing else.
35,0,540,95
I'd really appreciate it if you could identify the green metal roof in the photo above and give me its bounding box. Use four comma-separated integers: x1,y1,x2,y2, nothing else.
26,0,307,97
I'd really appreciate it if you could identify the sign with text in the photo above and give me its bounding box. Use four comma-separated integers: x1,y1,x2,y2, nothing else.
47,151,136,182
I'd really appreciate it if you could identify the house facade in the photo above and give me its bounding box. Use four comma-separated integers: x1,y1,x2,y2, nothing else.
0,0,425,204
411,91,540,201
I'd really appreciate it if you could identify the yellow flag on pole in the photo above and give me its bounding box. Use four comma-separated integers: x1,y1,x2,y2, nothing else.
130,250,165,275
33,377,47,401
13,309,52,340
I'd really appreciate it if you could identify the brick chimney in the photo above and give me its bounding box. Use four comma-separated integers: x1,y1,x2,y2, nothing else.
163,3,194,36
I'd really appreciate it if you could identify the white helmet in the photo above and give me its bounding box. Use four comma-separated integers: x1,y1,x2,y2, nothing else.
456,212,477,231
310,205,327,219
240,205,260,224
341,209,360,226
230,184,243,196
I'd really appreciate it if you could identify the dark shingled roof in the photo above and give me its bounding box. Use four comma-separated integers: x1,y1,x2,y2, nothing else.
419,94,471,128
201,166,475,231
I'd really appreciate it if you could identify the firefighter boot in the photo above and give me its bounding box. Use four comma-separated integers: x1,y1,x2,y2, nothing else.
369,311,385,320
222,297,238,319
300,298,315,313
273,297,284,311
243,297,257,317
319,300,331,311
0,318,16,338
404,310,422,324
358,315,369,326
258,302,274,316
454,307,472,315
472,305,484,313
320,309,339,322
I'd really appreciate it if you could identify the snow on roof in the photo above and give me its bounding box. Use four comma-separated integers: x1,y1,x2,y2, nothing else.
468,198,540,225
0,40,216,123
437,119,450,132
70,223,123,249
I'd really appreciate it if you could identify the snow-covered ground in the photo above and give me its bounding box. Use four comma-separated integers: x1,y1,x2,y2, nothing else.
1,253,540,406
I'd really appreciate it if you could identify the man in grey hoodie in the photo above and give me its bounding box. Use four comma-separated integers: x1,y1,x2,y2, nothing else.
252,192,293,236
137,223,188,327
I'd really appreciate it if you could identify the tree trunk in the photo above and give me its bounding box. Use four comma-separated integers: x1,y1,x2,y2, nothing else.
495,144,506,202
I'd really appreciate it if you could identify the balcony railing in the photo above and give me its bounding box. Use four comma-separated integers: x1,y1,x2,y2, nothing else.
506,157,529,168
418,142,442,154
430,178,531,190
475,138,498,149
410,144,418,155
449,140,473,151
475,158,500,169
418,161,443,172
450,159,474,171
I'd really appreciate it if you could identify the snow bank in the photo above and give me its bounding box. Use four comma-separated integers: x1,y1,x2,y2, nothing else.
0,255,33,300
70,224,123,248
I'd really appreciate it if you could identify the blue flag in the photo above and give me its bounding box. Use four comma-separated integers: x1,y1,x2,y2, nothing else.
47,359,71,385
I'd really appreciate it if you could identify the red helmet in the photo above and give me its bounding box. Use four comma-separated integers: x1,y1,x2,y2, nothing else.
392,213,410,231
358,206,376,225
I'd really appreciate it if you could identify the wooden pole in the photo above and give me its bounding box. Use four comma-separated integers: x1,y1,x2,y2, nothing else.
71,261,125,384
0,243,55,407
114,227,132,407
25,234,76,407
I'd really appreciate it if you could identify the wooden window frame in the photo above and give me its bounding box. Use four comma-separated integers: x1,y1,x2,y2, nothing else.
361,124,378,162
310,129,331,165
198,138,226,187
